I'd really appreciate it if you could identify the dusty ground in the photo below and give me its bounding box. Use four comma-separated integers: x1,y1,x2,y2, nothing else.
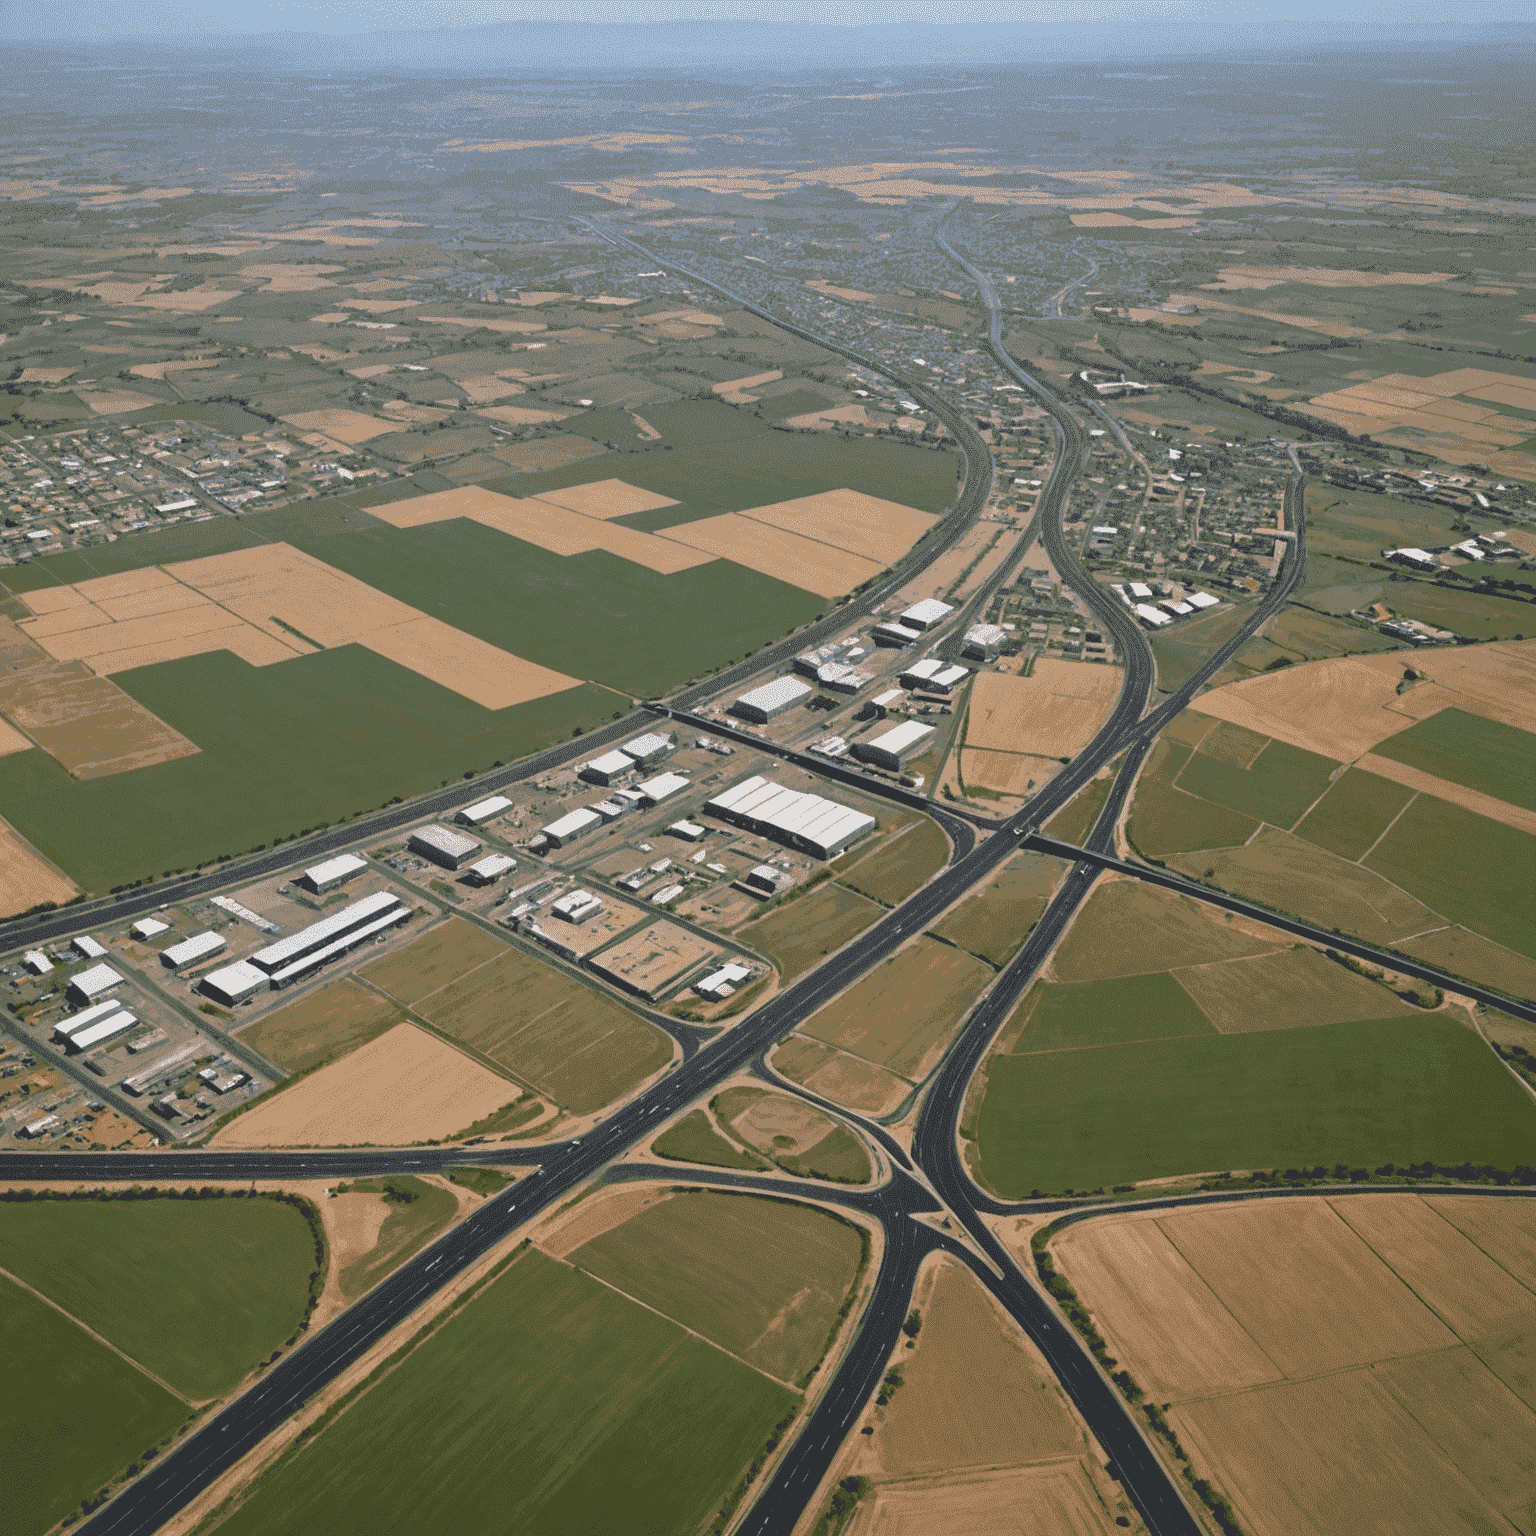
279,407,397,444
211,1022,521,1148
18,546,578,711
733,489,936,567
0,813,79,916
662,511,883,598
1053,1194,1536,1536
531,1181,675,1259
849,1463,1118,1536
772,1035,911,1116
587,919,717,999
965,661,1122,761
961,746,1057,797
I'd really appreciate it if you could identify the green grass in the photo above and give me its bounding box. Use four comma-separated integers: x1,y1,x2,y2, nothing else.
1128,740,1261,856
1043,774,1113,846
1011,973,1216,1054
838,819,948,906
211,1248,797,1536
1371,708,1536,812
976,1015,1536,1196
334,1178,460,1300
1294,767,1417,860
2,1276,188,1536
653,1110,769,1171
1175,737,1341,829
771,1125,872,1184
0,1195,316,1399
739,882,884,981
0,649,612,891
1364,796,1536,960
443,1166,512,1196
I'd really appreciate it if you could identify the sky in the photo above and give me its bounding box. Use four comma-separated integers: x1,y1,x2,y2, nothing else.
3,0,1530,36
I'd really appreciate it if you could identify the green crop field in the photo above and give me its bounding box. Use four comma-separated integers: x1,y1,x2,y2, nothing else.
0,648,611,891
1149,601,1258,694
1174,737,1341,828
975,1015,1536,1196
3,1276,188,1536
1128,740,1260,856
209,1248,797,1536
1372,708,1536,812
572,1191,865,1384
771,1125,873,1184
739,883,884,980
1364,796,1536,960
838,818,949,906
1009,973,1215,1055
0,1195,316,1400
934,852,1066,967
653,1110,769,1171
1295,767,1417,860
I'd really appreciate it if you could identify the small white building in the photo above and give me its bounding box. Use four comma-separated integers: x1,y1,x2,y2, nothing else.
160,931,227,972
620,732,674,768
745,864,789,895
668,821,707,842
696,963,751,1001
899,597,955,631
551,889,603,924
540,806,602,849
131,918,171,941
23,950,52,976
637,771,690,806
457,794,512,826
200,960,268,1006
300,852,368,894
67,963,124,1006
856,720,935,771
962,624,1007,660
71,935,107,961
465,853,515,886
731,677,813,723
580,749,635,787
409,825,481,870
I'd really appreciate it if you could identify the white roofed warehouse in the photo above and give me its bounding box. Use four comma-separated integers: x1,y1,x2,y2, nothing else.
465,853,515,886
245,891,410,989
408,825,481,870
580,749,635,787
457,794,512,826
201,960,268,1006
300,852,368,895
899,597,955,631
731,676,813,724
704,775,877,860
67,963,124,1006
620,732,674,768
855,720,935,772
160,931,227,972
540,806,602,849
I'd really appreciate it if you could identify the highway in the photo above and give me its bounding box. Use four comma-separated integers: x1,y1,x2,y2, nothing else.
10,214,1515,1536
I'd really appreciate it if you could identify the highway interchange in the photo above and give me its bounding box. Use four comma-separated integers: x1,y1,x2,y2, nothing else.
7,213,1536,1536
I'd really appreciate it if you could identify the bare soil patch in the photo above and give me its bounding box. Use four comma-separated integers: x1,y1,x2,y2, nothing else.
534,1182,674,1260
212,1022,520,1147
237,978,406,1074
1171,946,1413,1033
965,662,1121,759
0,815,79,919
279,408,395,444
850,1461,1115,1536
961,748,1050,797
726,1092,837,1158
772,1035,909,1116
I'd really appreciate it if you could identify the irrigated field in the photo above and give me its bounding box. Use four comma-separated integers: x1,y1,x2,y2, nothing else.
933,851,1067,966
1053,1195,1536,1536
0,1194,316,1400
362,925,674,1113
804,936,992,1081
205,1246,798,1536
236,978,406,1074
838,818,949,907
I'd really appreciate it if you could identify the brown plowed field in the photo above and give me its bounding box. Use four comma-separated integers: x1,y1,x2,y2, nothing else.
772,1036,909,1116
961,747,1048,797
663,512,883,598
1354,751,1536,834
735,488,936,566
529,479,678,520
965,662,1121,760
0,815,79,918
212,1022,520,1147
850,1462,1116,1536
236,978,406,1074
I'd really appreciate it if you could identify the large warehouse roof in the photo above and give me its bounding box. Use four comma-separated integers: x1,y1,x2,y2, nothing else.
542,806,602,842
303,852,368,888
733,676,812,715
637,771,690,805
900,597,955,630
704,775,876,859
161,931,226,969
201,961,268,1004
410,824,481,860
251,891,403,972
864,719,935,759
582,749,634,778
459,794,513,824
69,963,124,1001
55,998,131,1038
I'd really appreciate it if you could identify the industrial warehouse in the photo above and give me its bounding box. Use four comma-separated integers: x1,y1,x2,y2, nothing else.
200,890,411,1002
704,776,877,860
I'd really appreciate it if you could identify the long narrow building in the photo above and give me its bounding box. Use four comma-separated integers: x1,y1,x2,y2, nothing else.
241,890,410,990
704,776,876,860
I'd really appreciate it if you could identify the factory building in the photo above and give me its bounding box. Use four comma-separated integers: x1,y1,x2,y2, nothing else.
900,658,968,692
899,598,955,632
815,664,870,695
539,806,602,849
704,776,877,860
745,864,789,896
668,820,707,842
465,853,515,886
23,950,52,976
552,889,603,924
245,891,410,990
620,732,674,769
53,998,131,1046
580,749,635,787
200,961,268,1007
731,676,813,723
131,918,170,942
592,799,627,823
65,1010,138,1053
1135,603,1172,628
1187,591,1220,610
637,771,690,806
962,624,1007,660
457,794,512,827
409,825,481,870
873,620,924,647
696,963,751,1001
160,931,227,972
300,853,368,895
71,935,107,961
861,688,906,722
67,963,125,1007
855,720,935,771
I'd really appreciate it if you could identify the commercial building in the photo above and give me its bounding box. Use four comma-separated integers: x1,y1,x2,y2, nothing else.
815,663,870,695
23,950,52,976
863,688,905,721
901,658,968,692
408,825,481,870
745,864,789,896
873,620,924,647
592,799,627,823
1386,547,1440,572
53,998,130,1045
696,963,751,1001
300,853,368,895
539,806,602,849
962,624,1007,660
465,853,515,886
668,821,707,842
1186,591,1220,610
67,1010,138,1053
67,963,125,1006
457,795,512,826
731,676,813,723
245,891,410,990
160,931,227,972
704,776,878,860
1135,603,1172,628
855,720,935,771
131,918,170,941
71,935,107,961
899,598,955,631
620,732,674,769
200,961,268,1006
551,889,603,924
637,771,690,806
580,749,635,787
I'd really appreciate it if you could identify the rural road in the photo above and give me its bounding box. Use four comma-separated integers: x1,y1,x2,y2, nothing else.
7,213,1521,1536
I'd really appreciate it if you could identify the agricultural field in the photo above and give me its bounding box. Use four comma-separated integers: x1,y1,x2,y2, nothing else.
738,881,885,981
236,979,407,1074
712,1086,872,1183
359,919,674,1114
961,661,1122,794
1053,1195,1536,1536
823,1257,1136,1536
652,1109,770,1171
770,1035,912,1117
204,1245,798,1536
838,818,949,907
803,936,992,1081
330,1176,461,1300
933,851,1068,967
971,878,1536,1194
